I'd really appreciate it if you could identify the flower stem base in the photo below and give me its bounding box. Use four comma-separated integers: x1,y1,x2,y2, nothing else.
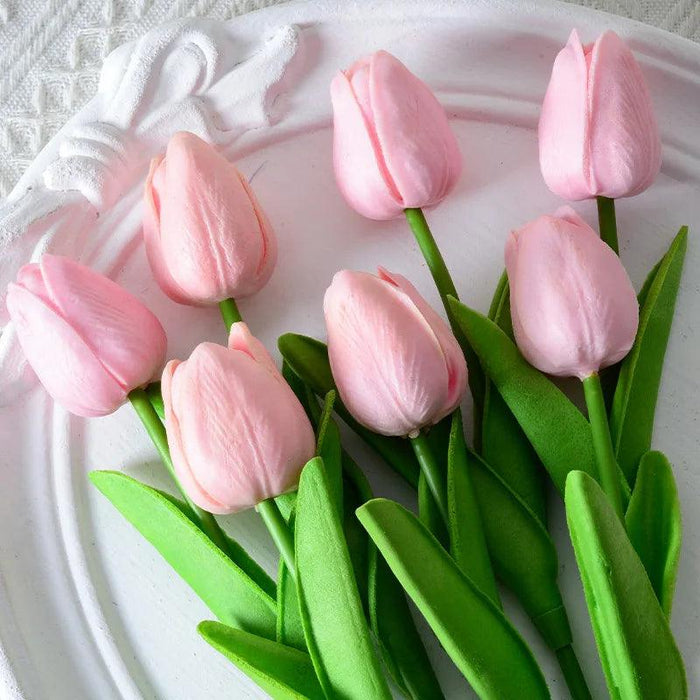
582,374,625,521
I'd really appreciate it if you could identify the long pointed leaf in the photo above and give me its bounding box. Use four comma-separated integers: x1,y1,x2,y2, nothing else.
343,454,443,700
625,451,682,618
467,450,573,651
447,411,500,608
90,471,276,638
358,499,550,699
566,470,687,698
611,227,688,484
482,273,548,523
199,621,324,700
295,457,391,700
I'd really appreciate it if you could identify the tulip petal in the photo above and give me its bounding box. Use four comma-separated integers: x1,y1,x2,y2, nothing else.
538,30,591,200
377,267,467,412
143,156,191,304
369,51,462,210
324,271,456,436
331,71,404,220
6,283,125,416
162,359,229,514
228,322,281,381
39,255,166,391
167,343,315,513
587,31,661,198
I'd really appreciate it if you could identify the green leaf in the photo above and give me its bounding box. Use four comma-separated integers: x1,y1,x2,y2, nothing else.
342,453,442,700
154,486,277,600
90,471,276,638
295,457,391,700
482,274,548,524
282,360,322,426
316,391,343,517
565,471,687,699
358,499,550,699
277,510,306,652
611,227,688,484
279,333,419,487
448,298,598,495
199,621,324,700
369,548,445,700
447,411,500,609
625,451,682,618
467,450,573,651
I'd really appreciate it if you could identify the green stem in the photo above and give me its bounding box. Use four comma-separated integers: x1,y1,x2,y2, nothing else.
404,208,485,421
128,388,231,554
596,196,619,254
257,498,296,577
410,431,449,527
219,298,242,332
556,645,593,700
582,374,624,521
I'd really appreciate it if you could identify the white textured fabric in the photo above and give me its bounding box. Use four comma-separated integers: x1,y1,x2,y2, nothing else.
0,0,697,197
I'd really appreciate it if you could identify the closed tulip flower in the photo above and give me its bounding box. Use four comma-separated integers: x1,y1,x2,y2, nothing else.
324,268,467,437
162,323,315,514
331,50,462,220
6,255,166,417
539,30,661,201
506,207,639,380
143,132,277,305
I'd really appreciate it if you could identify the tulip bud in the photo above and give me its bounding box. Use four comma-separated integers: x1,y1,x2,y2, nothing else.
162,323,315,514
330,51,462,220
539,30,661,201
506,207,639,379
324,268,467,436
143,132,277,305
6,255,166,417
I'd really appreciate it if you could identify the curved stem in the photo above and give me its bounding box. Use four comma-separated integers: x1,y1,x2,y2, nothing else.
596,196,619,254
128,388,231,554
410,431,449,527
257,498,296,578
556,645,592,700
404,208,485,422
582,374,624,521
219,298,242,332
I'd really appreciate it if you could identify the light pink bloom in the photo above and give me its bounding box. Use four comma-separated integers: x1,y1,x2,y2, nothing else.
539,29,661,200
331,50,462,220
324,268,467,436
6,255,166,417
143,132,276,305
506,207,639,379
162,323,315,514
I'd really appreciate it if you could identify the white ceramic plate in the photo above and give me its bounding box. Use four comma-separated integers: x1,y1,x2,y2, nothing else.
0,1,698,697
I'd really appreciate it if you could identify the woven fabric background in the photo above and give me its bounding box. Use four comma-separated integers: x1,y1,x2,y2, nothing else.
0,0,698,198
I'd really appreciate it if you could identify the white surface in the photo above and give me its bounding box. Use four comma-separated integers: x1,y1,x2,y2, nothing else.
0,1,699,698
1,1,700,198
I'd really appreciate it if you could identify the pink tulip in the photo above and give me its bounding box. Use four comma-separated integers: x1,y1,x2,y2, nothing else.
161,323,315,514
143,132,277,305
539,30,661,201
331,50,462,220
506,207,639,379
6,255,166,417
324,268,467,436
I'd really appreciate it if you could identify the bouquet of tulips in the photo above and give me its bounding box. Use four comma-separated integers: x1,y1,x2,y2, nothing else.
6,29,689,700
